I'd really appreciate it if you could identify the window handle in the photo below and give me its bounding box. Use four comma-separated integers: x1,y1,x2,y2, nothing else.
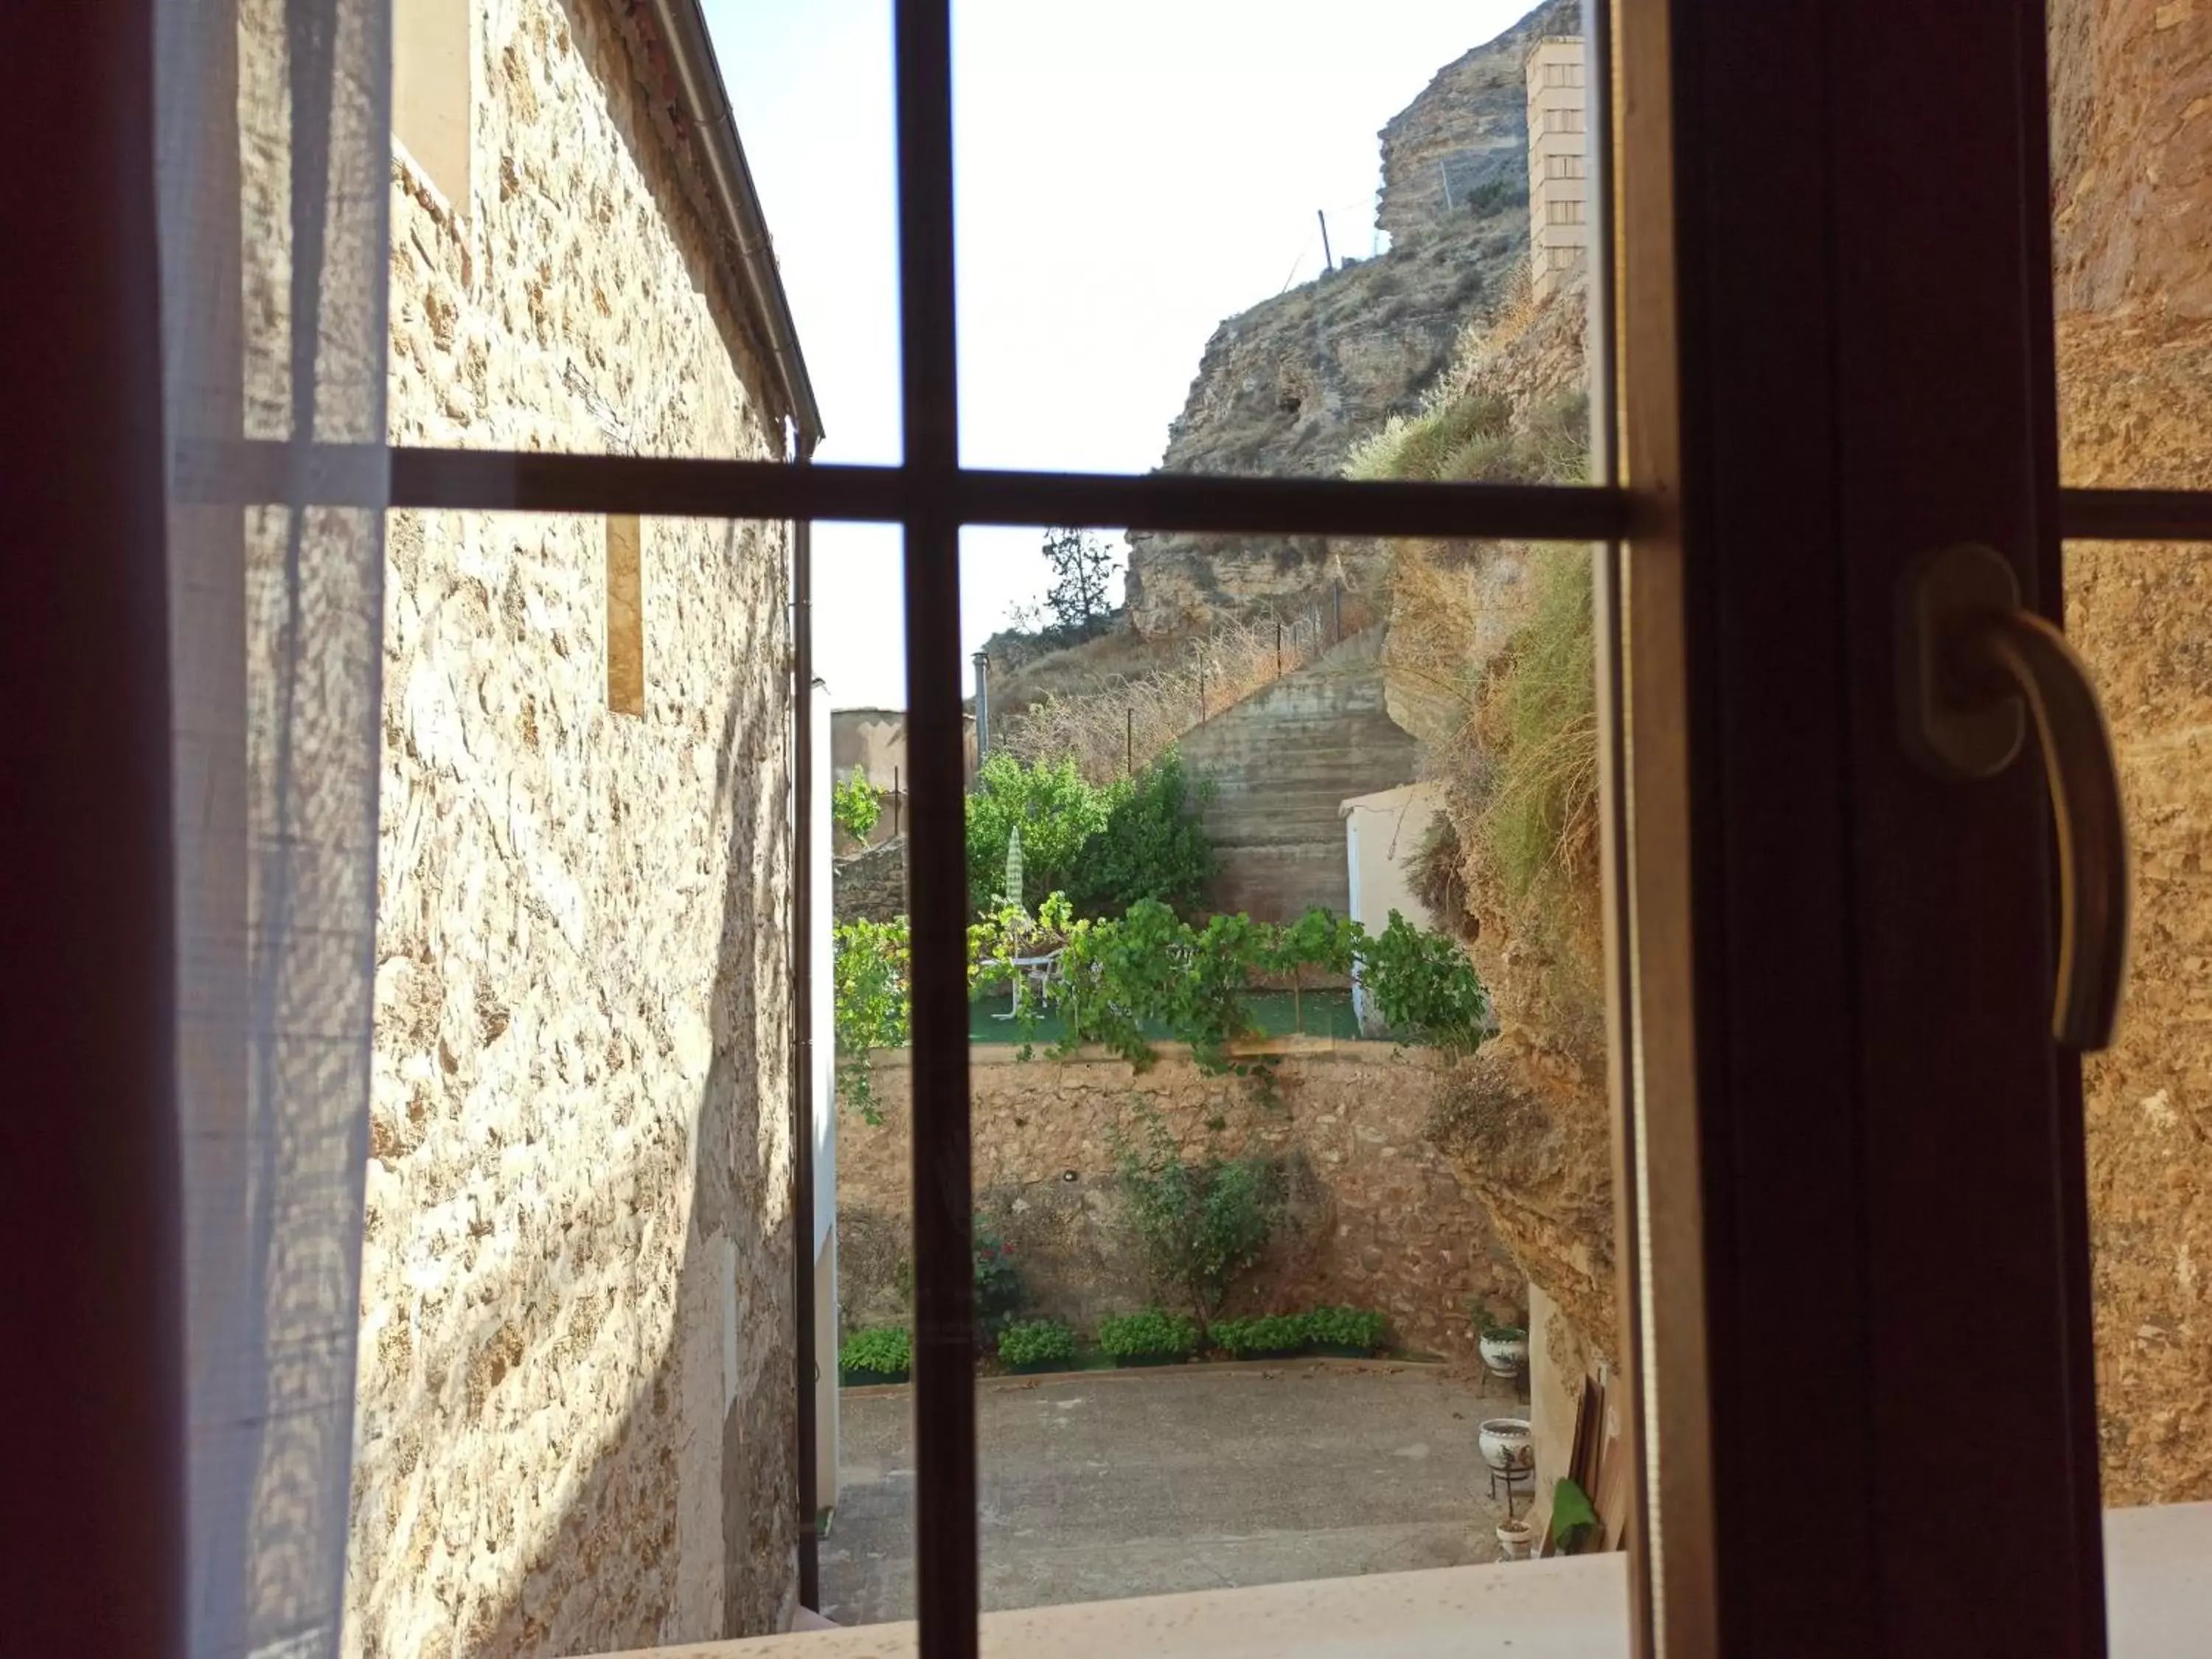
1899,543,2131,1051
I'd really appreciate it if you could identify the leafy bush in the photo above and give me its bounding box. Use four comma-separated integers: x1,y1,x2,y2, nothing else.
1113,1115,1284,1332
832,917,908,1122
839,1326,912,1380
831,774,883,843
973,1214,1026,1340
1065,750,1217,920
1304,1306,1388,1354
1210,1312,1311,1357
1096,1309,1199,1363
997,1318,1079,1368
1360,911,1492,1054
964,752,1111,916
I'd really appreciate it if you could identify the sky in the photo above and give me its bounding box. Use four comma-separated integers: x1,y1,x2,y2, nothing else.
708,0,1530,709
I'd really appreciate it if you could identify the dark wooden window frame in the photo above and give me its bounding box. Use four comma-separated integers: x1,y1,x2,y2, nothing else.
128,2,2212,1658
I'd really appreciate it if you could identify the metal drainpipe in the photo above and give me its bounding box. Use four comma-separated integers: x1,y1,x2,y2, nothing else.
971,650,990,762
790,437,821,1610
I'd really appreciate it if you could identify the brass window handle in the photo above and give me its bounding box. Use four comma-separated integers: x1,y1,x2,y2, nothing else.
1899,543,2131,1051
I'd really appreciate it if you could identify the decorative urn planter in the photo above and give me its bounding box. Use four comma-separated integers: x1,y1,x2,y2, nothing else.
1478,1416,1535,1475
1495,1517,1534,1561
1479,1326,1529,1380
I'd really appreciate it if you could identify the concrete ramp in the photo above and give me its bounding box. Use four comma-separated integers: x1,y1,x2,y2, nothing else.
1180,628,1422,922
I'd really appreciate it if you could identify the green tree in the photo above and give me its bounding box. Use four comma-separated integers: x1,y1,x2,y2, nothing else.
832,916,909,1122
1065,748,1217,920
1039,526,1119,641
963,751,1110,916
830,774,882,843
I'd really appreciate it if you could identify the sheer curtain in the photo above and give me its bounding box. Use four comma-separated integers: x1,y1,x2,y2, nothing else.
158,1,391,1653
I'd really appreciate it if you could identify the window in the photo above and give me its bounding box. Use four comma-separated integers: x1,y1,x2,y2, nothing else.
1548,154,1587,181
1548,199,1585,225
606,514,644,716
1542,107,1587,133
391,0,471,210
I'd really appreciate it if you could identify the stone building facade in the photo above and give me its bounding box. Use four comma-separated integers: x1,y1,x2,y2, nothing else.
347,2,813,1654
1525,35,1589,297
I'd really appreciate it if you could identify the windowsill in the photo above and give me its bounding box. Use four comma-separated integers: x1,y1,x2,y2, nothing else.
602,1501,2212,1659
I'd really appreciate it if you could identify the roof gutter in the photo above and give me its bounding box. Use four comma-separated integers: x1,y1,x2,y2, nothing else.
641,0,825,454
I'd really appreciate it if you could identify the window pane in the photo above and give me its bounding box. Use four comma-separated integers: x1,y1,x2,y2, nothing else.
387,1,898,464
832,524,1637,1630
2050,0,2212,490
953,1,1601,487
2062,541,2212,1641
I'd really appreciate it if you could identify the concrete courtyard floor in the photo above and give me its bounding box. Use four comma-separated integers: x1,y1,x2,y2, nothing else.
819,1360,1528,1626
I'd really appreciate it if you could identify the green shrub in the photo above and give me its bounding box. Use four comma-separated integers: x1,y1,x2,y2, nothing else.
839,1326,912,1380
1113,1113,1284,1332
973,1215,1026,1340
830,774,882,842
832,917,909,1122
1304,1306,1388,1354
1097,1309,1199,1363
997,1318,1079,1368
1210,1312,1311,1357
1065,750,1217,920
1358,911,1492,1054
964,752,1111,916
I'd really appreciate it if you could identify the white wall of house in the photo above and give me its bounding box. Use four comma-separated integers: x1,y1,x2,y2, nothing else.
1342,782,1444,1034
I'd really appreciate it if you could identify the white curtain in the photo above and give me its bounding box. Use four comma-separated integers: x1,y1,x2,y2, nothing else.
158,1,391,1654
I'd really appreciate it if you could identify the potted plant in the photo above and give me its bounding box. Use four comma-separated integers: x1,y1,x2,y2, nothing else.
1304,1305,1388,1357
1495,1516,1534,1561
997,1318,1079,1375
1472,1305,1529,1380
838,1325,912,1387
1478,1416,1534,1475
1097,1309,1198,1368
1209,1312,1311,1360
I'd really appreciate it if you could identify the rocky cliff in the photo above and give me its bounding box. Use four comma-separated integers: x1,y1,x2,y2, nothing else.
1124,1,1577,638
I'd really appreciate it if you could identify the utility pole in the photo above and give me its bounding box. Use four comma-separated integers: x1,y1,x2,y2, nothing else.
1317,209,1335,274
1125,709,1133,777
1439,158,1456,211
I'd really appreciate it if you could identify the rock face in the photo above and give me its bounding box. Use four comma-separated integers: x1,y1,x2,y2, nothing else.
838,1043,1522,1360
2050,0,2212,1507
1377,0,1579,243
1124,1,1576,639
356,2,800,1653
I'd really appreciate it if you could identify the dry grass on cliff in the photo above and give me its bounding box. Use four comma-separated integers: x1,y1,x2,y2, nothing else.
995,607,1374,784
1475,548,1599,914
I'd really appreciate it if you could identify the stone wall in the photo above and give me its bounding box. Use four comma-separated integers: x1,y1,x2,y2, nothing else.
832,837,906,925
836,1042,1523,1359
350,3,798,1655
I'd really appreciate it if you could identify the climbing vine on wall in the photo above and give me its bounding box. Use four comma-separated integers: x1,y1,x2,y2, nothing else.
833,897,1492,1115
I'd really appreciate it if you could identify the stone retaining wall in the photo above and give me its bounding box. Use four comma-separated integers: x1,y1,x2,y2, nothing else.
836,1040,1520,1358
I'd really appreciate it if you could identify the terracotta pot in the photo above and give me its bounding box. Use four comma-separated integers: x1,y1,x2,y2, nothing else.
1478,1416,1534,1473
1479,1328,1529,1380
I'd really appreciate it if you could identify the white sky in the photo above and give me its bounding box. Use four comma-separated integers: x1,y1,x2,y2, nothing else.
709,0,1528,709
